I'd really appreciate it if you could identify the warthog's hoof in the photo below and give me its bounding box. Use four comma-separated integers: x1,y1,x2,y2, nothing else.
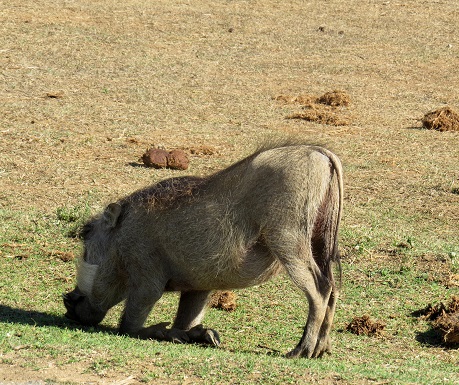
138,323,190,344
137,322,170,340
135,323,220,346
286,348,301,359
286,341,332,359
187,324,220,347
165,328,190,344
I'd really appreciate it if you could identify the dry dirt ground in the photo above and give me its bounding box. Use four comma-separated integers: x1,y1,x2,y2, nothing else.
1,0,459,383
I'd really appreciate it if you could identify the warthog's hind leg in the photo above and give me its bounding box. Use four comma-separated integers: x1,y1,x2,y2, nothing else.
311,287,338,357
285,280,332,359
269,235,333,358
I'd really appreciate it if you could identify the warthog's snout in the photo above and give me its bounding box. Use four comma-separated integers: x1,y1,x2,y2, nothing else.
63,288,106,326
63,288,84,322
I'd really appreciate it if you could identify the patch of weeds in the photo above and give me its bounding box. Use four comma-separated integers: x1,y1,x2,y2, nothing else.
56,206,82,223
139,372,160,383
395,237,414,251
88,359,111,376
56,199,93,238
415,272,430,283
377,267,391,278
341,229,377,259
398,264,412,275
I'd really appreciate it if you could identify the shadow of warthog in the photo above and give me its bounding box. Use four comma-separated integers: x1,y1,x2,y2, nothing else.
63,142,343,358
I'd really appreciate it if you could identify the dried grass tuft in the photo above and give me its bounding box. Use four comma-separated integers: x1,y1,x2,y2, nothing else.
414,296,459,346
317,90,351,107
346,315,385,336
209,291,237,311
288,106,353,126
275,90,353,126
422,107,459,132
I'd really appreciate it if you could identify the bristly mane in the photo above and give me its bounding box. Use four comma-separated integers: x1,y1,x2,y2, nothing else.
120,175,205,211
123,140,328,210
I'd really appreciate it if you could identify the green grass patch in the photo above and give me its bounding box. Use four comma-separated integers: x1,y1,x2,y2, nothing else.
1,209,458,384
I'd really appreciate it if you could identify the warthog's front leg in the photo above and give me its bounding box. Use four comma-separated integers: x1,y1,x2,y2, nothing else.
173,290,220,347
137,323,220,346
118,284,171,338
137,322,190,343
186,324,220,346
120,288,219,346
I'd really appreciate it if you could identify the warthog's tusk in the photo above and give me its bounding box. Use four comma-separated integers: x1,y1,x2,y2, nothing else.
76,260,99,296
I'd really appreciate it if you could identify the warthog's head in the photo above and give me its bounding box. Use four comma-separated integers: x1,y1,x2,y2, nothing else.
63,203,123,326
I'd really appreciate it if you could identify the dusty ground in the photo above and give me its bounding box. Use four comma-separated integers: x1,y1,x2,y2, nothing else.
1,0,459,383
2,0,458,217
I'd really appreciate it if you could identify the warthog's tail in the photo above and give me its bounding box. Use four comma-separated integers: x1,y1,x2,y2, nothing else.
309,146,343,288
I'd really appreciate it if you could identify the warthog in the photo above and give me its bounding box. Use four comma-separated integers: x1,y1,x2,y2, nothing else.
63,143,343,358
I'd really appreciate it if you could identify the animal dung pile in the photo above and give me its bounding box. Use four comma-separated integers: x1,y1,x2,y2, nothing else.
166,149,190,170
435,313,459,345
209,291,237,311
274,90,353,126
415,296,459,346
317,90,351,107
51,250,75,262
422,106,459,131
288,108,352,126
142,148,189,170
346,315,385,336
188,145,217,156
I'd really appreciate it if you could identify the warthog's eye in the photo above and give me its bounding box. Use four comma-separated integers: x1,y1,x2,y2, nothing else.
79,222,94,240
62,288,85,322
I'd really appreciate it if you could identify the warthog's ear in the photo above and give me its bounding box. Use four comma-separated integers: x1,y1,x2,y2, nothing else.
103,203,122,228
